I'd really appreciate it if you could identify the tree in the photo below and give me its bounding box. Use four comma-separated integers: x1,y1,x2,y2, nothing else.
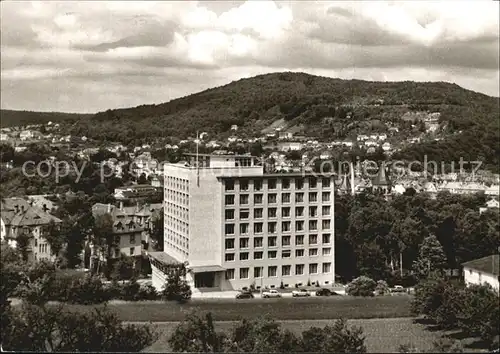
150,212,164,251
225,315,301,352
411,276,465,329
412,235,447,279
44,220,64,262
346,276,377,297
92,213,115,276
301,318,366,353
2,304,156,352
111,253,136,281
161,265,192,302
458,284,500,348
168,312,226,352
17,232,32,262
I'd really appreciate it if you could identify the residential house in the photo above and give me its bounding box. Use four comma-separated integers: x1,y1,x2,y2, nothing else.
1,197,62,262
462,255,499,292
382,142,392,152
277,142,303,152
26,195,57,213
357,135,369,141
278,131,293,140
19,130,42,141
377,134,387,141
91,204,148,267
114,184,162,203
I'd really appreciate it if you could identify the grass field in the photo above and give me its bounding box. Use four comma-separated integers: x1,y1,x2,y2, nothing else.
141,318,444,353
52,295,413,322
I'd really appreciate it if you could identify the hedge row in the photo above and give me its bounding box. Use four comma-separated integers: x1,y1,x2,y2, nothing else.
17,273,161,304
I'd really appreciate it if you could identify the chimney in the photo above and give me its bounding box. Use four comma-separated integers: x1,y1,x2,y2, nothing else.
136,201,140,212
107,204,111,213
120,201,124,210
21,205,25,213
14,205,19,213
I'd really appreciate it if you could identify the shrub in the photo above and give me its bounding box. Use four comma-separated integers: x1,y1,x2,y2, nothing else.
137,284,159,301
346,276,376,297
375,280,389,295
301,318,366,352
69,276,109,305
120,279,141,301
280,281,284,289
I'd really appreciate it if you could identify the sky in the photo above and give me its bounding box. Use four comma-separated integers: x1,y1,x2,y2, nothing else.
1,1,499,113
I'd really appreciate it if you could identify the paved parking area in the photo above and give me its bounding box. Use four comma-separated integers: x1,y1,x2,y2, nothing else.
192,289,347,299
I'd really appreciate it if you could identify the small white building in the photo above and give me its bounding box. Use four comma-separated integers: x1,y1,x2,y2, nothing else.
462,255,499,292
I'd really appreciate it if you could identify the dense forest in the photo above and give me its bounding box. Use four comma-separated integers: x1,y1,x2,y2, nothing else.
0,110,91,127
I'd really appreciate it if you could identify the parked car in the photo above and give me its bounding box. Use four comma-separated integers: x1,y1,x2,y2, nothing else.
315,288,339,296
391,285,405,293
236,291,254,299
292,289,310,297
262,289,282,298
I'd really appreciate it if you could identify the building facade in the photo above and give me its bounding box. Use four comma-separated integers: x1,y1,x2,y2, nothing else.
1,197,62,262
153,154,336,292
462,255,499,292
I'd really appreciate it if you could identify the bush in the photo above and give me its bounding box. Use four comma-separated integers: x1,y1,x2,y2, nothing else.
280,281,284,289
346,276,376,297
137,284,159,301
119,279,141,301
375,280,389,296
69,276,109,305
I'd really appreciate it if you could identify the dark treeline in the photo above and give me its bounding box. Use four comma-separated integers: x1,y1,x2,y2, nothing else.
334,191,499,283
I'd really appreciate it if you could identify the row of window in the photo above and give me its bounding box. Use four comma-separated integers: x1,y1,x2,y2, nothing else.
165,177,189,192
225,234,331,249
165,217,189,234
225,177,332,192
165,241,189,257
224,247,332,261
165,203,189,220
225,220,331,235
38,243,49,254
226,263,332,279
166,230,189,250
165,190,189,206
225,192,331,205
225,206,331,220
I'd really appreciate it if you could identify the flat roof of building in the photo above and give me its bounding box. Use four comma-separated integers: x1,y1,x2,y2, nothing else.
218,172,338,179
183,153,258,158
148,251,180,265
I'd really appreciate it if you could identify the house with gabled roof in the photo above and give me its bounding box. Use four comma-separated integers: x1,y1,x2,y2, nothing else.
462,255,499,292
90,202,163,268
1,197,62,262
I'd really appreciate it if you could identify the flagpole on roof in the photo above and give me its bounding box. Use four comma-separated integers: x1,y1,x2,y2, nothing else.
196,131,200,187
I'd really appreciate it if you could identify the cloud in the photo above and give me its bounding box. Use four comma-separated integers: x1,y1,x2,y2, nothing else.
1,0,498,113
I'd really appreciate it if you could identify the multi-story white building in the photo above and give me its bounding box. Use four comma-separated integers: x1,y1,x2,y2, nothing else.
149,153,336,293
